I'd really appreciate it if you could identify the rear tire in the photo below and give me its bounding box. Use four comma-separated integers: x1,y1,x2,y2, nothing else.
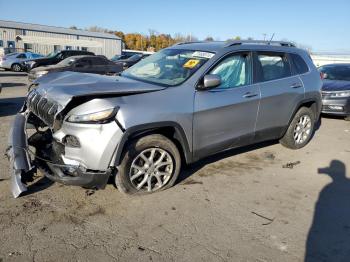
115,134,181,195
11,63,22,72
280,107,315,149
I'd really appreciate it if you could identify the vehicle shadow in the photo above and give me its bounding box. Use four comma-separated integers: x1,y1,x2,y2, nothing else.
0,73,27,77
0,97,25,117
305,160,350,261
1,83,26,88
22,176,55,196
177,140,277,184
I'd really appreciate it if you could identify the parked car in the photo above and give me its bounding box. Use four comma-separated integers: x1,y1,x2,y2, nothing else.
22,50,95,71
111,50,153,62
7,40,322,198
28,55,123,82
318,64,350,121
0,52,43,72
115,54,151,70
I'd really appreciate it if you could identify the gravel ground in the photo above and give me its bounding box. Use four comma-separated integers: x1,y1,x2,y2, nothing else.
0,70,349,262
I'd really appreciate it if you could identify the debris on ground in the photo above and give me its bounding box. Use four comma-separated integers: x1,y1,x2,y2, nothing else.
252,211,275,225
181,178,203,185
263,152,276,160
282,161,301,169
85,189,95,196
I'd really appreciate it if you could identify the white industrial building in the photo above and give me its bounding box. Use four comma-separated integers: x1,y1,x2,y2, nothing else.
311,53,350,67
0,20,122,58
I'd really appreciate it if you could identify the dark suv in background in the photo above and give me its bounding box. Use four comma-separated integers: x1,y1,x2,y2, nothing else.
28,55,123,82
8,40,322,197
22,50,95,71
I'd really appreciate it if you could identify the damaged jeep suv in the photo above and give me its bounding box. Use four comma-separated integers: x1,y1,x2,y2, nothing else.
8,40,322,197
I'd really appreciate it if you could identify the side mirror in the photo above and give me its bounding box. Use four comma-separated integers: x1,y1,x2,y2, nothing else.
200,74,221,89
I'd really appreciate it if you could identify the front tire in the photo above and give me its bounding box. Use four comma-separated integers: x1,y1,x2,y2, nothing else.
11,63,22,72
280,107,315,149
115,134,181,195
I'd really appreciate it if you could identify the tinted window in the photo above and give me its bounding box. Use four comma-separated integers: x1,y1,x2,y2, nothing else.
76,59,92,67
92,57,108,65
209,53,250,89
290,53,309,74
257,53,291,81
16,53,27,59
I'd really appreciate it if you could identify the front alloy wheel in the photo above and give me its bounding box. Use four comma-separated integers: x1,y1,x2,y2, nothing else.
129,148,174,192
116,134,181,195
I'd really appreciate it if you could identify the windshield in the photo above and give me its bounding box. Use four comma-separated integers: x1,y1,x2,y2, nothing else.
57,57,77,66
128,54,143,61
319,65,350,81
46,52,58,58
121,49,213,86
111,55,123,61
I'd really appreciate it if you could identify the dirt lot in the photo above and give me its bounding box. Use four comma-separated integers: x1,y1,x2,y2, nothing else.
0,71,349,262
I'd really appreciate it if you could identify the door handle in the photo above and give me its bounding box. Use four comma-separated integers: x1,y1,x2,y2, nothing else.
242,92,258,98
290,83,303,88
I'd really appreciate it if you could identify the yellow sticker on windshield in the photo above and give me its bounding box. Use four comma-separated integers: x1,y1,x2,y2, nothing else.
183,59,200,69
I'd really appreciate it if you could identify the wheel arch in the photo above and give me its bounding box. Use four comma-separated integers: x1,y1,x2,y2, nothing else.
112,122,192,167
282,98,321,137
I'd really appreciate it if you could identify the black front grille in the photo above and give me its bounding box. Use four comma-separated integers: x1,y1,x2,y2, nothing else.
27,90,58,127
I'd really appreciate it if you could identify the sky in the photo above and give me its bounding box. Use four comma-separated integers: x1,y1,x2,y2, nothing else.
0,0,349,53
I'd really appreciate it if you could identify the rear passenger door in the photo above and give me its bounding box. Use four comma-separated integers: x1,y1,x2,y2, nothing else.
254,51,304,141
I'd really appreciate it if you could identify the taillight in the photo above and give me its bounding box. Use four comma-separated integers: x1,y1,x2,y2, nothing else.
320,72,325,79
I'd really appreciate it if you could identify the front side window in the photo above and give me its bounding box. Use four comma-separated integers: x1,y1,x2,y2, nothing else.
122,49,213,86
257,53,291,81
209,53,250,89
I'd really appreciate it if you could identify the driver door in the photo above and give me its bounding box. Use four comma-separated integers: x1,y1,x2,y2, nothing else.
193,52,260,159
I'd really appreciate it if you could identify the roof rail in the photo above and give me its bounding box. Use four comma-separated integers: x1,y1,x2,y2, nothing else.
174,41,208,46
225,40,296,48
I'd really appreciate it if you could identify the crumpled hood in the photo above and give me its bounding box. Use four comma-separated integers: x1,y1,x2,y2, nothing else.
322,79,350,92
34,71,166,108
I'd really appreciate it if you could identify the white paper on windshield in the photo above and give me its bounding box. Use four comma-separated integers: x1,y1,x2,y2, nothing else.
192,51,215,59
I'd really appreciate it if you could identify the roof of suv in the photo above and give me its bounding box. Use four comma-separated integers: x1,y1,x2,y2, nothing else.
171,40,299,53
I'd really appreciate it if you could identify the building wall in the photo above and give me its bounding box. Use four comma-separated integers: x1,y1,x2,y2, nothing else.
0,27,121,58
311,54,350,67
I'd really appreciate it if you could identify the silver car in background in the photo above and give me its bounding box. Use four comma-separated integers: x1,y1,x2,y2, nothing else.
7,40,322,198
0,52,43,71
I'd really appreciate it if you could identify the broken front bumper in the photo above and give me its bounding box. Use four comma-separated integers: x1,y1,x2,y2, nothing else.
7,113,110,198
7,113,33,198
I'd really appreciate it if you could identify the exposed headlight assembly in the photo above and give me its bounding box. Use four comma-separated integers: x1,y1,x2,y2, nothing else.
67,108,118,124
329,91,350,98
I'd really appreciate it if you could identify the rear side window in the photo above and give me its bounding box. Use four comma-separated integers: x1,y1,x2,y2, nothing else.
290,53,309,74
256,52,291,81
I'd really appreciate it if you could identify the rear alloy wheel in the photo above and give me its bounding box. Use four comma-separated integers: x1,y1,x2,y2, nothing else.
11,63,22,72
116,134,181,195
280,107,315,149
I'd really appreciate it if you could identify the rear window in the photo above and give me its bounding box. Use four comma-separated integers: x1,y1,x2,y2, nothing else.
257,53,291,81
290,53,309,74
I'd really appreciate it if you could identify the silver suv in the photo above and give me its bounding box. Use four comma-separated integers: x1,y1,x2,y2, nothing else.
8,41,322,197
